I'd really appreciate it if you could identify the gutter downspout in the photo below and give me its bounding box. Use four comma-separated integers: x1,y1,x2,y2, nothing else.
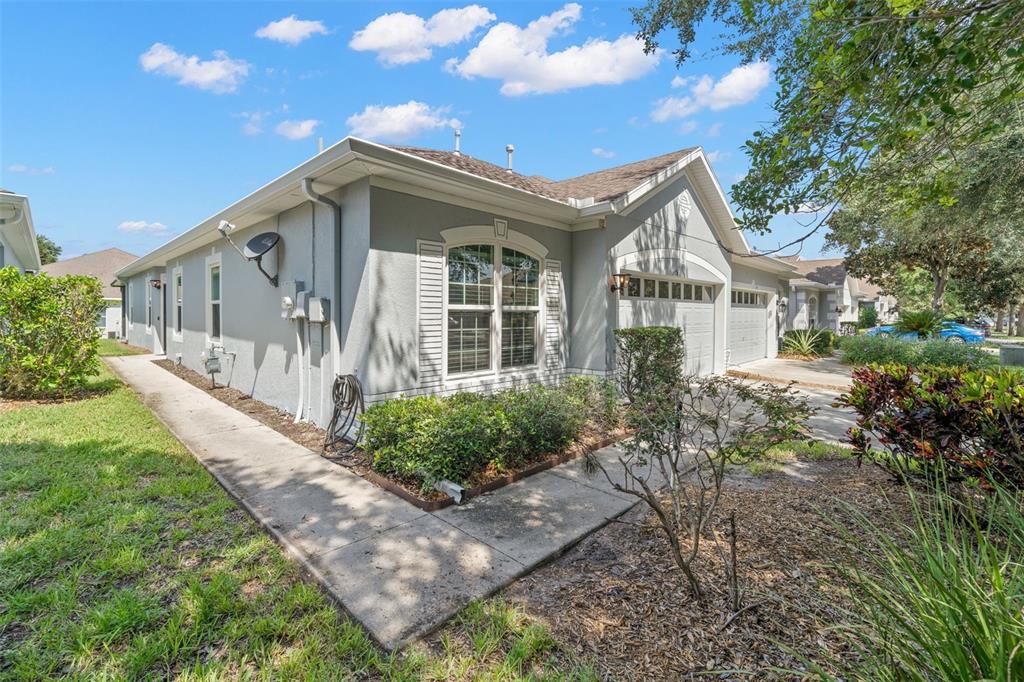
300,179,342,426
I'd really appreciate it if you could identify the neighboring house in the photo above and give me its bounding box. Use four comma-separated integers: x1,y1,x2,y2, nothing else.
115,138,796,427
780,256,898,332
0,188,42,273
42,248,138,338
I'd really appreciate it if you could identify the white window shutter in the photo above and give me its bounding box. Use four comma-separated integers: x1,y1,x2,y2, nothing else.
418,240,444,388
544,259,566,372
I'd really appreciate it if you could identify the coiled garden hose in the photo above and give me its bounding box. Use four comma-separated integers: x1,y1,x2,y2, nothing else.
322,373,365,455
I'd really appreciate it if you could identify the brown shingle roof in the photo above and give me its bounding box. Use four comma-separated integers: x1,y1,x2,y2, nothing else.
389,146,564,200
548,148,698,202
41,247,138,299
388,146,699,204
782,256,891,298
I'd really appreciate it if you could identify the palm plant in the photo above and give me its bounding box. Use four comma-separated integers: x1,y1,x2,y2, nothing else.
895,310,943,339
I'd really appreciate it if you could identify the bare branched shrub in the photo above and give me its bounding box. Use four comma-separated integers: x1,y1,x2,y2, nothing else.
588,374,812,604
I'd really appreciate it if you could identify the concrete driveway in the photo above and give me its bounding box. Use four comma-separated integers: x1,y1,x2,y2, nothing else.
727,355,853,391
727,356,858,444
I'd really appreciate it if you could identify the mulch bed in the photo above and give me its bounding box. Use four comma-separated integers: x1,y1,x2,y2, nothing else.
152,359,627,510
502,458,913,680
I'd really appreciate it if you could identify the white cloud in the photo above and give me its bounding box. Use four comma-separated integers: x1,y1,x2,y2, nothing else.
7,164,55,176
140,43,250,94
255,15,328,45
652,62,771,122
447,3,661,96
678,120,698,134
235,111,268,135
591,147,616,159
707,122,723,137
705,150,730,163
346,101,461,142
275,119,320,140
670,75,691,88
350,5,495,65
118,220,167,234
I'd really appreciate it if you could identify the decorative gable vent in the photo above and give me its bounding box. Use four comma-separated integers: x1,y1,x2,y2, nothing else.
675,191,692,222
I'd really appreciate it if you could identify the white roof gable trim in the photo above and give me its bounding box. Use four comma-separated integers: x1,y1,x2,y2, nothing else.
115,138,791,279
0,191,42,271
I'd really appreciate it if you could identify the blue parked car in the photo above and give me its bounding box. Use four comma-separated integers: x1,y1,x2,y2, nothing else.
866,321,985,345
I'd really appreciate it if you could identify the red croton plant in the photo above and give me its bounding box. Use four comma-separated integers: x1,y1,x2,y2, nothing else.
839,364,1024,489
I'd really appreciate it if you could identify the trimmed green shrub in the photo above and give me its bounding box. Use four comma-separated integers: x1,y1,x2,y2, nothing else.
857,305,878,329
0,267,105,398
561,375,621,429
839,335,995,369
360,381,607,486
613,326,684,403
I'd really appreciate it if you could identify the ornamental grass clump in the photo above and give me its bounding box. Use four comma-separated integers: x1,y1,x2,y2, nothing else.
816,478,1024,682
0,267,105,398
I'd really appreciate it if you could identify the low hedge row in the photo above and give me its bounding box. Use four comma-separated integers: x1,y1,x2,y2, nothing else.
838,335,996,369
360,376,620,486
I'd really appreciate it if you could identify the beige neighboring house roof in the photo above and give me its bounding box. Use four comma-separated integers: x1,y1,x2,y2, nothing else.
42,247,137,299
780,256,891,299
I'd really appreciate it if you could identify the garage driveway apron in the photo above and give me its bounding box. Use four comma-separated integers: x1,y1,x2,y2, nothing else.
104,355,641,650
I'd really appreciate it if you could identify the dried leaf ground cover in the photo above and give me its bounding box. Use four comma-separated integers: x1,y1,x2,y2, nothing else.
505,456,913,680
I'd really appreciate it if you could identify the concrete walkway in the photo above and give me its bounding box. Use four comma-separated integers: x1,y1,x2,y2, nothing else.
727,355,853,391
104,355,641,650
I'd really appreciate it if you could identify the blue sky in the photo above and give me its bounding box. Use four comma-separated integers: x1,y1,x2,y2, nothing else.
2,1,827,259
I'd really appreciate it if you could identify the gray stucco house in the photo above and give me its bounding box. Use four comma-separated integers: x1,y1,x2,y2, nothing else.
0,189,42,274
779,256,898,333
115,138,795,427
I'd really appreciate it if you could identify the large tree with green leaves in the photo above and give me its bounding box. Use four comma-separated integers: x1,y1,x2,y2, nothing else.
825,126,1024,312
632,0,1024,243
36,234,61,265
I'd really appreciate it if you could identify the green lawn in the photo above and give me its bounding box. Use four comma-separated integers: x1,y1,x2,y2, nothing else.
0,365,592,680
97,338,149,356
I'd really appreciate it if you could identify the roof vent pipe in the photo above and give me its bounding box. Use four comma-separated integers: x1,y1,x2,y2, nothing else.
454,129,462,156
505,144,515,172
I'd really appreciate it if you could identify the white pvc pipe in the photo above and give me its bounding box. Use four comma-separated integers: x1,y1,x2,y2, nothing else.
294,319,305,423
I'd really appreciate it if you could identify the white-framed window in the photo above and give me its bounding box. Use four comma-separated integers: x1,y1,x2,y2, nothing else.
172,266,183,340
622,275,714,303
731,290,768,306
205,255,222,343
445,243,542,377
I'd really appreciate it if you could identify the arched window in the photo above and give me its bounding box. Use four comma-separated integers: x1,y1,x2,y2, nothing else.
446,243,541,376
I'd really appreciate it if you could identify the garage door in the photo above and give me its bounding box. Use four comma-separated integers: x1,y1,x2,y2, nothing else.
728,290,769,365
617,277,717,376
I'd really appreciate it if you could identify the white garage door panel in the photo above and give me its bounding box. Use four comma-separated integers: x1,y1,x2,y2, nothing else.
617,300,716,376
728,306,768,365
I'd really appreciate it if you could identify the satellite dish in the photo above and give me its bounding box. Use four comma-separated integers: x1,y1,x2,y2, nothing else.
243,232,280,260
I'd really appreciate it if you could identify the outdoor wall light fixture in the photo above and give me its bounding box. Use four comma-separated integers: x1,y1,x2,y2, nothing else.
835,305,844,313
609,273,631,293
148,279,162,289
778,297,788,311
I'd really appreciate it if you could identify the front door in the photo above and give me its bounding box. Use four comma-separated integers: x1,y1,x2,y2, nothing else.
153,274,165,355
